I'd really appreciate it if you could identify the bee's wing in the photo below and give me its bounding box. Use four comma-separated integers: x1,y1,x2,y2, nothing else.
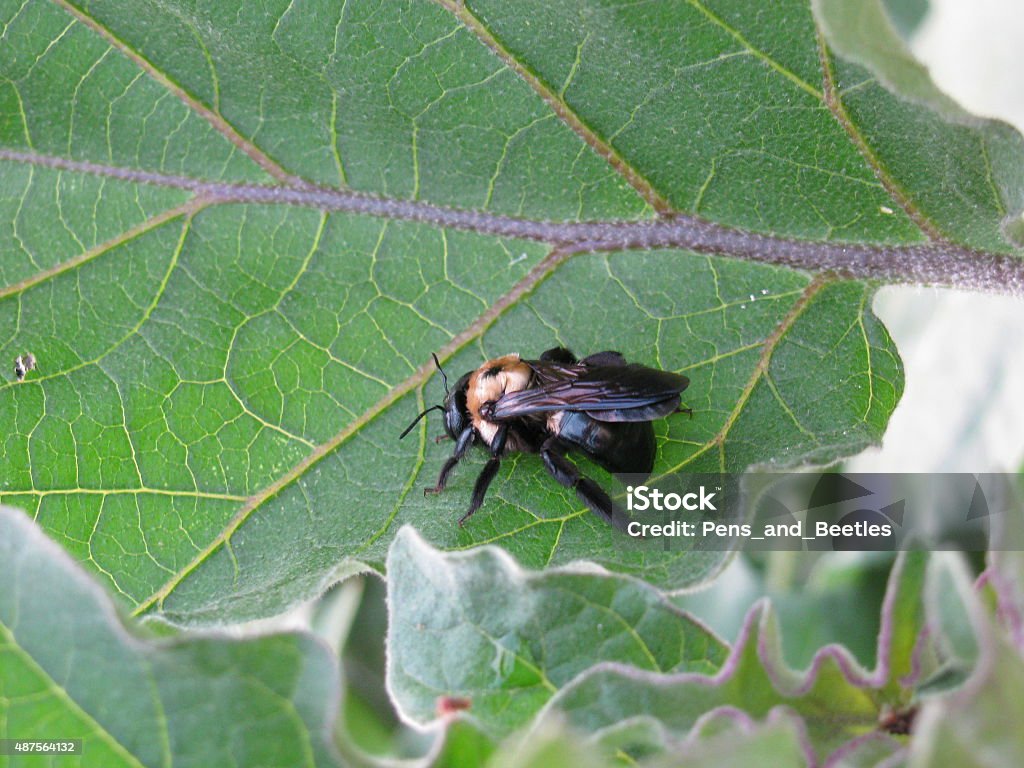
491,363,689,423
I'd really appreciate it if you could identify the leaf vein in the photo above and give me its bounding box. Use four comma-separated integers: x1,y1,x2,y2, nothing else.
815,26,944,242
434,0,671,214
52,0,302,185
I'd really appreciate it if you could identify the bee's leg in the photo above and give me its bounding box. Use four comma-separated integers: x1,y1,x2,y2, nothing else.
540,347,577,364
579,351,626,367
425,426,475,495
459,424,508,526
539,437,617,526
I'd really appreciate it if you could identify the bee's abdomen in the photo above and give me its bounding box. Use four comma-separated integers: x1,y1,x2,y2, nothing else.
558,411,656,476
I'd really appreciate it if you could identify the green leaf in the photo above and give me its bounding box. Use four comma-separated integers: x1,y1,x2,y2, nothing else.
2,0,1021,623
386,527,728,737
641,711,815,768
925,553,979,668
908,554,1024,768
673,552,896,669
986,509,1024,652
539,553,928,761
0,506,342,768
486,712,814,768
430,719,498,768
484,720,614,768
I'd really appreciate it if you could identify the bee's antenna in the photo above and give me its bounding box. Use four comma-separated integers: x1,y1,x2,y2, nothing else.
432,353,450,395
400,405,444,440
399,353,450,439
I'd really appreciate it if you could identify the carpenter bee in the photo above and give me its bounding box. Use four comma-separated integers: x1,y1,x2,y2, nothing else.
400,347,690,529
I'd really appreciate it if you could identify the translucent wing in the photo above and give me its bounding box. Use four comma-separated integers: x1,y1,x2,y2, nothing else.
490,361,689,423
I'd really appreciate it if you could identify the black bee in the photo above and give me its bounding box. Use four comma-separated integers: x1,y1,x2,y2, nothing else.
400,347,690,529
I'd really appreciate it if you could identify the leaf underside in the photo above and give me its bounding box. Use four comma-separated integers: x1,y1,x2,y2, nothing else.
0,0,1020,625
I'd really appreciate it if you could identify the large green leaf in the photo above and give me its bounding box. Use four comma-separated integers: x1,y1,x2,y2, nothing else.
908,554,1024,768
1,0,1021,624
486,712,814,768
0,506,342,767
538,551,928,762
386,526,728,737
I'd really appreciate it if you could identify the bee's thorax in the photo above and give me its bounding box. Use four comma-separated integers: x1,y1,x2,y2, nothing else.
468,354,531,445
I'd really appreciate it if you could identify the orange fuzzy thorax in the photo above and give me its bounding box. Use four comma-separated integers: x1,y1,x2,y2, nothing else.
467,354,532,445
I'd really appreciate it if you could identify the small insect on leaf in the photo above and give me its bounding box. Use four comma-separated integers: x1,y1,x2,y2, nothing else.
14,352,36,382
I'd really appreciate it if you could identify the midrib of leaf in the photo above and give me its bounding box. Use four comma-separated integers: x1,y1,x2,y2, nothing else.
34,0,1006,269
3,148,1020,291
54,0,297,185
0,621,147,768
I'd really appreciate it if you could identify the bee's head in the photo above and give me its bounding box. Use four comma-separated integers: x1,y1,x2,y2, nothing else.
399,354,471,441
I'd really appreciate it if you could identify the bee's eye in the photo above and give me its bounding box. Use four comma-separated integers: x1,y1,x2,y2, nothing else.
444,408,463,439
